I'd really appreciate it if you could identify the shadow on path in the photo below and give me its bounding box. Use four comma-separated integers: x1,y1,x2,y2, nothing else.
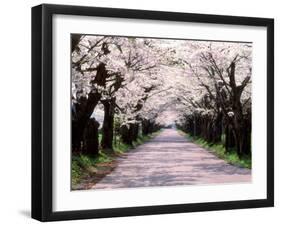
92,129,251,189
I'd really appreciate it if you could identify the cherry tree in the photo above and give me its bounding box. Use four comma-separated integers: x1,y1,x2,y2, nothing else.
176,41,252,155
72,35,174,150
72,35,125,153
71,35,252,157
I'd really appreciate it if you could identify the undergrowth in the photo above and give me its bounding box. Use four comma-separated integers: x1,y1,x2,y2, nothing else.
179,131,251,169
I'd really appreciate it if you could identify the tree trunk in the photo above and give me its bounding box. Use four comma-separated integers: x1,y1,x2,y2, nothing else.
228,61,250,157
83,118,100,155
101,99,115,150
242,114,252,155
142,119,150,135
72,63,107,152
225,123,235,152
212,113,222,143
132,123,139,141
72,94,101,152
71,34,82,52
235,121,251,157
120,124,133,145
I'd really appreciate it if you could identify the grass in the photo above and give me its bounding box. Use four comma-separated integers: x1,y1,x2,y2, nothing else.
71,152,113,186
112,131,162,154
71,131,161,187
179,131,251,169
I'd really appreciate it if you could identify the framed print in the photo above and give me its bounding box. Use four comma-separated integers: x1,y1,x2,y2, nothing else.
31,4,274,221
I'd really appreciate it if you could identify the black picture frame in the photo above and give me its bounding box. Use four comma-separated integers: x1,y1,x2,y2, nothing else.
31,3,274,222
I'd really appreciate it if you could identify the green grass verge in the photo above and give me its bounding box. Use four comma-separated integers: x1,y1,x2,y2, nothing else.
72,131,161,187
114,131,161,154
71,152,113,186
179,131,251,169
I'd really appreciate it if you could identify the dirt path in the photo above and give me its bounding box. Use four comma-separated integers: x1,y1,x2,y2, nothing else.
92,129,251,189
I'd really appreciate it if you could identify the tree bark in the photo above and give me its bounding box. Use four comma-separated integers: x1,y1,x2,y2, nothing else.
71,34,82,52
72,94,101,152
212,113,222,143
132,123,139,141
226,62,251,157
101,99,115,150
72,63,107,152
225,123,236,152
83,118,100,155
141,119,150,135
120,124,133,145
